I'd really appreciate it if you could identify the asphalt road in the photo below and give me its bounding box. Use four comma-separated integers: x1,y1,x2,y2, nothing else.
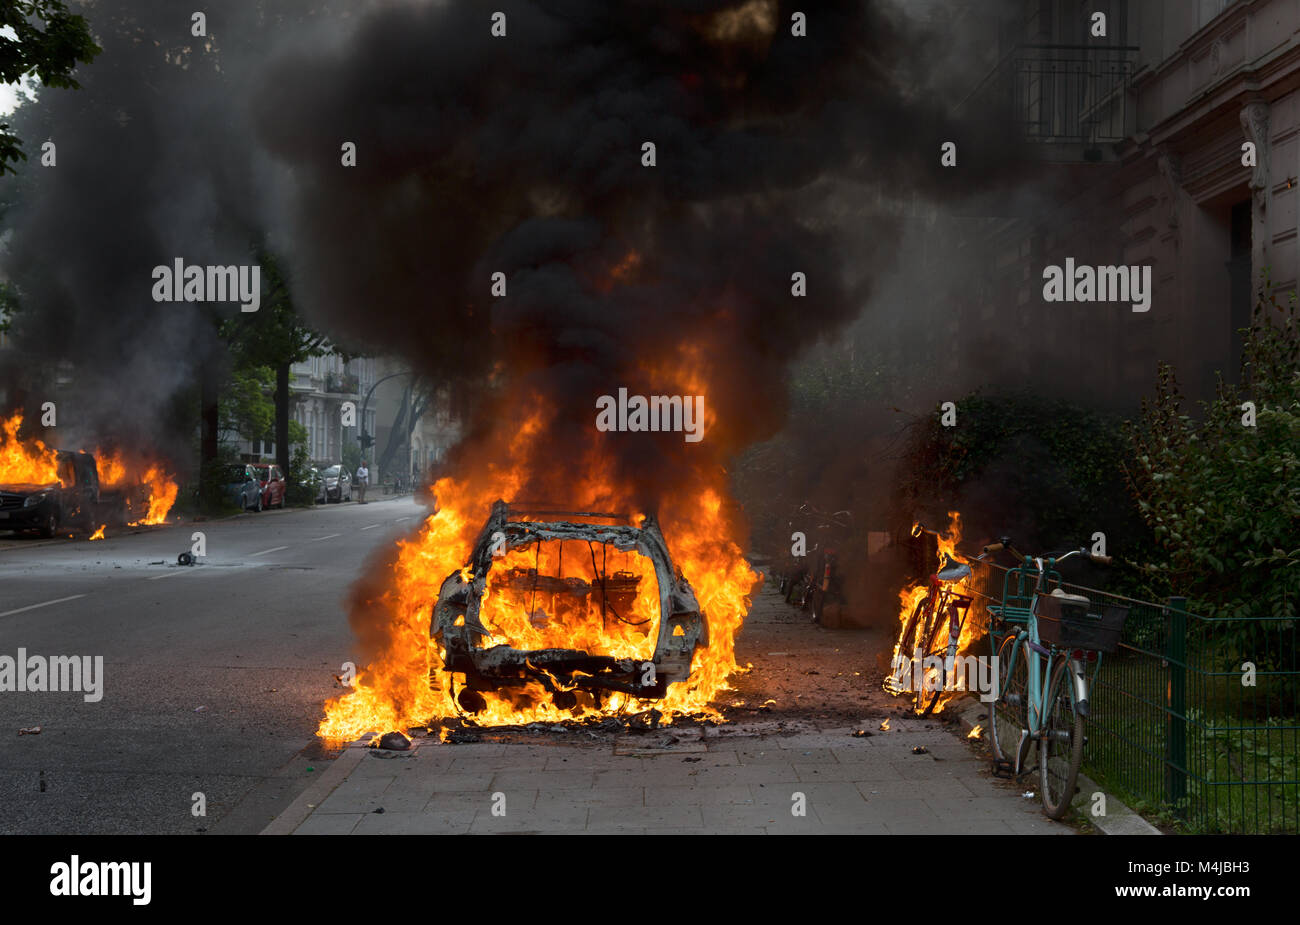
0,496,427,834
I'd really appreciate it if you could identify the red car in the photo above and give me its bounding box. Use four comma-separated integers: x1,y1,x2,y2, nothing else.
252,464,286,509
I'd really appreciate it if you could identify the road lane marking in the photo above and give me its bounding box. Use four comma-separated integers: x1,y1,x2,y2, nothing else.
361,524,381,531
307,534,342,542
0,594,87,618
394,517,410,522
147,570,194,581
249,546,290,557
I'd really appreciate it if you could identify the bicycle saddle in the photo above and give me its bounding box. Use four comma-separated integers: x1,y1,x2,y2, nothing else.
1049,588,1091,606
936,554,971,582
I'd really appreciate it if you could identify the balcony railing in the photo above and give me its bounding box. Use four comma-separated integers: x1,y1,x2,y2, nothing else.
325,372,360,395
964,44,1137,154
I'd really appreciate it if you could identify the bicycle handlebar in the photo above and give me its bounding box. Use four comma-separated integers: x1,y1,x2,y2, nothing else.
982,537,1024,562
983,541,1113,568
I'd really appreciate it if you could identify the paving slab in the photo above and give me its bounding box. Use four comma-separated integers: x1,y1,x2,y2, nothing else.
268,718,1078,834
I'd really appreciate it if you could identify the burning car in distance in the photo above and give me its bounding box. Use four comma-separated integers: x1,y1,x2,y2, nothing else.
433,501,708,717
0,413,179,536
0,450,107,537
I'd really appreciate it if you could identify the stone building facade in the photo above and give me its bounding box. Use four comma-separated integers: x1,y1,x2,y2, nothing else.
937,0,1299,405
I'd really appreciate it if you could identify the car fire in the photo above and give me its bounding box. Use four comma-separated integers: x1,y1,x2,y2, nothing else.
319,470,757,742
0,412,179,536
436,501,708,715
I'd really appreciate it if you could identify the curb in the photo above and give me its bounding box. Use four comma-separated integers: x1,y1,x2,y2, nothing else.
955,698,1160,835
259,745,367,836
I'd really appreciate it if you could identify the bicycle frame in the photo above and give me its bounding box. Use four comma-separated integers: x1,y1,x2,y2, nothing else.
921,577,974,662
996,555,1089,747
889,566,976,699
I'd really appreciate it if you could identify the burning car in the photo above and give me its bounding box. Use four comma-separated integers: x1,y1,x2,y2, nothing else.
432,500,708,715
0,450,110,537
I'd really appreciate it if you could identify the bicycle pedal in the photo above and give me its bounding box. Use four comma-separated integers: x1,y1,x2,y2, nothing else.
991,758,1016,779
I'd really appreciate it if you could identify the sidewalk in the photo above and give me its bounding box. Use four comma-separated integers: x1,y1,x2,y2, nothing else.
264,718,1072,835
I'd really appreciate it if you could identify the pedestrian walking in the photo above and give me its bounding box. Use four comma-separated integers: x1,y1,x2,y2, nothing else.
356,461,369,503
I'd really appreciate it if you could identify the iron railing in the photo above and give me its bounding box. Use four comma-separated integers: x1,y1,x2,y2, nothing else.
962,558,1298,833
963,44,1137,150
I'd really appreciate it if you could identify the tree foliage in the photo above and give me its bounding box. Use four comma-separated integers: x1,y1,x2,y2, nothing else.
0,0,100,174
1123,293,1300,628
898,390,1141,559
218,364,274,443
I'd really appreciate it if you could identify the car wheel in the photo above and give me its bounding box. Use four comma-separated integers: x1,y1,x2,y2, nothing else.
254,492,263,512
38,511,58,539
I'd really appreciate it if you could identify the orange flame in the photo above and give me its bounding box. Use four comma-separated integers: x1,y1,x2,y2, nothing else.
88,525,106,541
0,414,61,486
318,397,757,742
96,449,179,525
886,511,977,714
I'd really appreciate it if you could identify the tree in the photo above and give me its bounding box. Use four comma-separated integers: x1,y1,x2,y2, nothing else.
0,0,100,175
220,250,335,490
218,364,275,445
1124,291,1299,630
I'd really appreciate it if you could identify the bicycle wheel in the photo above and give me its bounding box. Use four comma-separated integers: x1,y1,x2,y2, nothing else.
889,597,928,691
914,603,952,716
1040,656,1085,819
990,634,1029,772
784,572,802,604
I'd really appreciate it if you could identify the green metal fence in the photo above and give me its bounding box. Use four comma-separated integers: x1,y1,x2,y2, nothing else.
962,560,1298,833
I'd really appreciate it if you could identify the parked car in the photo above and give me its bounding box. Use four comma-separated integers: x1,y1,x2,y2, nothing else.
320,464,352,503
225,463,263,511
252,463,286,509
0,450,110,538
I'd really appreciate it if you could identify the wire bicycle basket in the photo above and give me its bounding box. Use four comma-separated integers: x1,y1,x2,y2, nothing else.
1035,592,1130,654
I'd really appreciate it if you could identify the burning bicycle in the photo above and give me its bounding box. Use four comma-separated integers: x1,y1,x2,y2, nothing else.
884,515,991,715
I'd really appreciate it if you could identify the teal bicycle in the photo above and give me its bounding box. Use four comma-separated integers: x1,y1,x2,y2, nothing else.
984,539,1128,820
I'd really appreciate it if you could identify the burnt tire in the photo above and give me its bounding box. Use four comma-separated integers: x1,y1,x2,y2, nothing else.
38,511,58,539
457,687,487,714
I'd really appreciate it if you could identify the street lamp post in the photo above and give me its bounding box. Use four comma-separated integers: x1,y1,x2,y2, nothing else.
357,369,415,470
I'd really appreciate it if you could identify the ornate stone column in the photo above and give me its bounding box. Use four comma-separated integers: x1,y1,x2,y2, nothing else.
1240,101,1271,285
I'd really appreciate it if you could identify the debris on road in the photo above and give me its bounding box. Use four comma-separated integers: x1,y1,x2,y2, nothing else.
911,745,929,755
375,731,411,750
18,726,41,736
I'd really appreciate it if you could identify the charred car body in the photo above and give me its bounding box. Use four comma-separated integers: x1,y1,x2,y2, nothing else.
0,451,121,537
433,501,708,712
